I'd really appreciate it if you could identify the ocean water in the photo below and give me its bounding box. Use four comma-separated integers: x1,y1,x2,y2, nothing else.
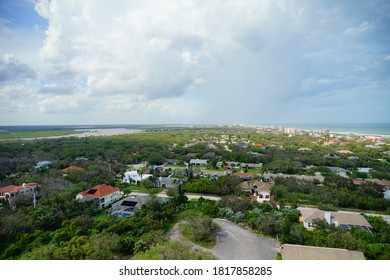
276,123,390,136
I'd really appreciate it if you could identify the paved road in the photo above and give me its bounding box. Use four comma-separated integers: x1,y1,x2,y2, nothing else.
212,219,278,260
169,218,278,260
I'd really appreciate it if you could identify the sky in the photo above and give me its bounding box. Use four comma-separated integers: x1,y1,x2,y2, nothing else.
0,0,389,125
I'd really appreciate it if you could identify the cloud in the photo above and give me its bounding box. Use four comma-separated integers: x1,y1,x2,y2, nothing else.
0,54,36,82
344,21,372,36
1,0,389,124
33,0,305,102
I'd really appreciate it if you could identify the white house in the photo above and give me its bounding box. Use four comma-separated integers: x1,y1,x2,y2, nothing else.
189,159,209,166
76,184,122,209
123,170,152,184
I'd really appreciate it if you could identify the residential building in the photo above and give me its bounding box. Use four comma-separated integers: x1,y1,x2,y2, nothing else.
0,183,38,200
155,177,182,188
300,209,373,233
242,180,272,202
281,244,365,260
123,170,152,183
76,184,122,209
189,159,209,166
61,166,86,173
107,194,150,217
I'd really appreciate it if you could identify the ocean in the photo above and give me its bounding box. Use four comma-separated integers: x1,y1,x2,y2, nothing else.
274,123,390,137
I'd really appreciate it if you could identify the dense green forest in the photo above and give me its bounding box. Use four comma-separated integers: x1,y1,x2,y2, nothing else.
0,127,389,259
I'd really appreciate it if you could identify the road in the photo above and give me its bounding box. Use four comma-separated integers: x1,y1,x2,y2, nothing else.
211,219,278,260
169,218,278,260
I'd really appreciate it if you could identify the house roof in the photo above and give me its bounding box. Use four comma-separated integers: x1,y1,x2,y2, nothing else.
337,150,354,154
370,179,390,187
234,173,257,180
79,184,119,198
240,180,272,192
301,209,372,228
61,166,86,172
281,244,365,260
353,179,364,186
298,147,311,151
0,183,38,195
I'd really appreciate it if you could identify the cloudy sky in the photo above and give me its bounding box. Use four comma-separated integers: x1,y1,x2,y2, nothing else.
0,0,389,125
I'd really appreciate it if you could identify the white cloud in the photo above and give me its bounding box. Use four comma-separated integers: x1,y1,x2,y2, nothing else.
33,0,304,102
344,21,372,36
1,0,389,124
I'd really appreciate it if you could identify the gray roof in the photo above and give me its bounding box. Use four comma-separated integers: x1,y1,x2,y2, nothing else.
281,244,365,260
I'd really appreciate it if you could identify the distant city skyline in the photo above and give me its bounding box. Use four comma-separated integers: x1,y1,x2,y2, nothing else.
1,0,389,125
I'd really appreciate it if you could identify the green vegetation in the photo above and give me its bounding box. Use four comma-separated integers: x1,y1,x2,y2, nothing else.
0,130,85,139
0,126,389,259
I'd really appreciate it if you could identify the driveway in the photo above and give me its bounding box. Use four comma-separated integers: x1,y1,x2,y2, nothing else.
169,218,278,260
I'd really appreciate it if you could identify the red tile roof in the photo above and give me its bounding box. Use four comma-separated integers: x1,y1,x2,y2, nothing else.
0,183,38,195
79,184,119,198
61,166,86,172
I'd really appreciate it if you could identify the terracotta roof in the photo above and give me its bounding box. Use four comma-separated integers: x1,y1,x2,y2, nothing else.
353,179,364,185
370,179,390,187
337,150,353,154
281,244,365,260
61,166,86,172
0,183,38,195
79,184,120,198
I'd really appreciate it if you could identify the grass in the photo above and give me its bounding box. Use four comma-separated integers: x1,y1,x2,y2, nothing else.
93,210,111,223
180,223,217,249
0,130,85,139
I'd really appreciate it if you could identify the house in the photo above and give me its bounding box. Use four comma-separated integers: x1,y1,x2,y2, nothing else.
352,178,364,186
337,150,354,154
384,190,390,200
107,194,150,217
243,163,263,170
35,161,51,169
323,153,340,159
184,153,197,159
300,209,373,233
0,183,38,201
328,167,348,176
203,152,216,158
61,166,86,173
216,161,240,169
76,184,122,209
280,244,365,260
242,180,272,202
189,159,209,166
357,167,372,173
202,170,226,179
123,170,152,184
155,177,182,188
233,172,257,181
369,179,390,191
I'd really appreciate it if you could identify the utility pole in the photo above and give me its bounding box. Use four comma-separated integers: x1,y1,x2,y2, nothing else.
33,192,36,208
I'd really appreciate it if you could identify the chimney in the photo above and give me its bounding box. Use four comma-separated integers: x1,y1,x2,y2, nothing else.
325,212,332,224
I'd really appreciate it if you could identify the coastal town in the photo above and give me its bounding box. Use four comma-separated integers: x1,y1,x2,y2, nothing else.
0,125,389,260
